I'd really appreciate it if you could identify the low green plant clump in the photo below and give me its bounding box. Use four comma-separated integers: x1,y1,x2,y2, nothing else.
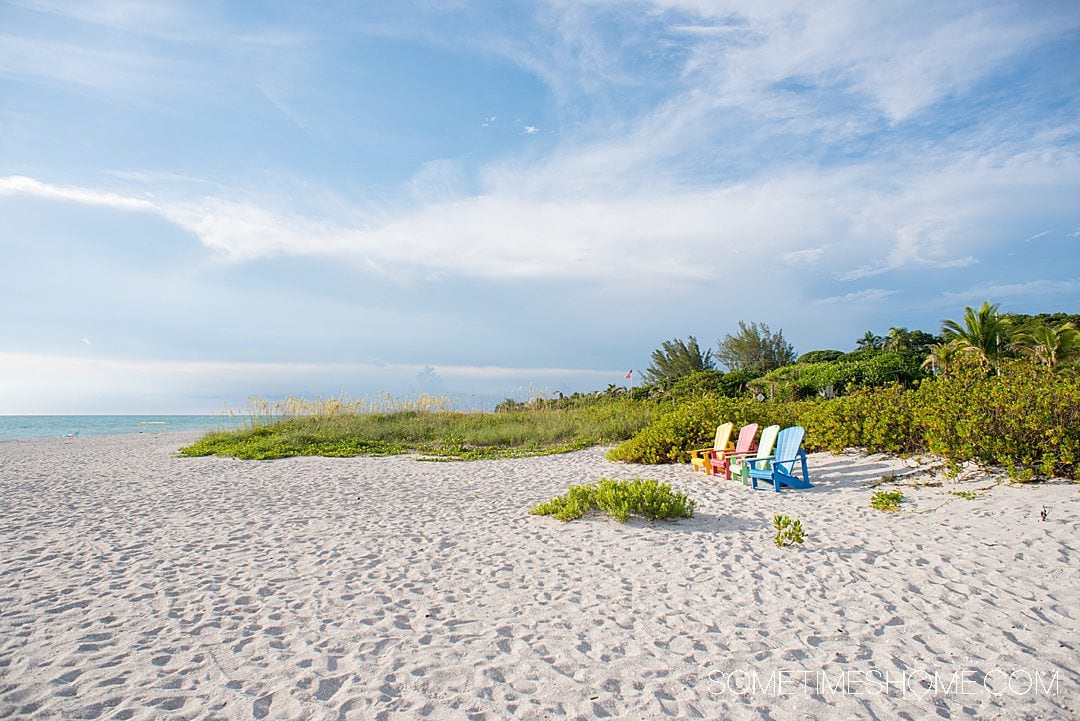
773,515,805,547
179,426,403,460
949,490,979,500
530,478,696,522
870,490,905,512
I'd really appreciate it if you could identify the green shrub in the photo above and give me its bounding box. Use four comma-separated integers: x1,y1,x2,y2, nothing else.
870,490,904,512
610,361,1079,479
749,352,923,401
773,515,805,547
529,484,595,521
605,396,777,464
531,478,696,522
798,350,845,364
670,370,728,398
949,490,978,500
914,361,1080,479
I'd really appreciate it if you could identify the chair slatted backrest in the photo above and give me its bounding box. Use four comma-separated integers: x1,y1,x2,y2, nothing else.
713,422,734,451
734,423,758,454
756,425,780,461
773,426,806,475
734,424,779,475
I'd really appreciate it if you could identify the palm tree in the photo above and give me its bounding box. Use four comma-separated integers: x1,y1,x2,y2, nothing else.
883,327,911,352
856,331,883,351
1014,322,1080,371
941,301,1013,371
921,341,963,378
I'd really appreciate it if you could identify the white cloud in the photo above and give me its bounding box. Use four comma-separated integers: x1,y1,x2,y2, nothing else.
627,0,1078,122
4,135,1078,289
781,247,824,265
816,288,898,305
0,175,155,212
523,125,539,134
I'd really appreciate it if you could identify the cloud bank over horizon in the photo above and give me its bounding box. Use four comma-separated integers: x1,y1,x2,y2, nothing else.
2,0,1078,411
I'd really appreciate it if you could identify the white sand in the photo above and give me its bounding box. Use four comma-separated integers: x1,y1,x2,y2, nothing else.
0,433,1077,720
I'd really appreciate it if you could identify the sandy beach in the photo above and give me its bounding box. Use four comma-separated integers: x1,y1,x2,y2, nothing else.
1,432,1077,720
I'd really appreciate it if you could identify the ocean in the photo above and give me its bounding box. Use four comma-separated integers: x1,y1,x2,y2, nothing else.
0,416,250,442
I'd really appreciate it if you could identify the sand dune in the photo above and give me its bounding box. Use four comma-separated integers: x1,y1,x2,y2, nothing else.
1,433,1076,720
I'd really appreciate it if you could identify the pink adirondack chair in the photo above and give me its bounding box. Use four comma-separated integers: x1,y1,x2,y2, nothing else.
708,423,758,479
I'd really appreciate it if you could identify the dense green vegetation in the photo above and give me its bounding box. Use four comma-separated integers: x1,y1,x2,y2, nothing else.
182,302,1080,478
607,359,1080,479
530,478,696,522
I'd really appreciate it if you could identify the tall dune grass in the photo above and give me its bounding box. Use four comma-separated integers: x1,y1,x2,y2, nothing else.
183,394,657,460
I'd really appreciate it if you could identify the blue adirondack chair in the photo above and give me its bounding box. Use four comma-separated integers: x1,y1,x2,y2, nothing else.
742,426,811,492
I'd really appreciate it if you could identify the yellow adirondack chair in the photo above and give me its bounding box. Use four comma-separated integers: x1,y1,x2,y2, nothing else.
689,422,733,474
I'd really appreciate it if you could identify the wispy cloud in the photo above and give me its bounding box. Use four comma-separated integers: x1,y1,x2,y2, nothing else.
816,289,898,305
0,175,155,212
781,247,825,266
4,129,1077,291
942,278,1080,302
631,0,1078,123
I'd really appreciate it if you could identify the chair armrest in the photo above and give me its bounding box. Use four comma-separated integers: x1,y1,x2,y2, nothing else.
744,455,776,469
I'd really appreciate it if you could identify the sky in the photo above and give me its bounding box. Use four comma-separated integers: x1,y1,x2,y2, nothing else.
2,0,1079,413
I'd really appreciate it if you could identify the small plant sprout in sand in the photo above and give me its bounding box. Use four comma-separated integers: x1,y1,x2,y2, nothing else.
531,478,695,523
773,515,805,547
871,490,905,512
949,490,979,500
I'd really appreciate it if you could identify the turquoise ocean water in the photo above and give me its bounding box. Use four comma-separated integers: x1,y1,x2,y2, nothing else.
0,416,249,442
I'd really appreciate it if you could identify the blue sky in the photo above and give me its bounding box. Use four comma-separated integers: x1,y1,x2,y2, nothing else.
2,0,1079,413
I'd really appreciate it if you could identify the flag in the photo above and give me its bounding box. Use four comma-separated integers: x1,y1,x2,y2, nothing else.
625,370,633,379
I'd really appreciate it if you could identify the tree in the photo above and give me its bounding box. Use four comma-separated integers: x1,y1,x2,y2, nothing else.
941,301,1013,370
1014,321,1080,372
716,321,796,373
642,336,715,386
883,327,939,357
855,331,883,351
921,341,962,378
883,327,909,352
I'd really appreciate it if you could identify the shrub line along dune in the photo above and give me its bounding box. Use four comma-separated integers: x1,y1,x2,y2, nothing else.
180,304,1080,480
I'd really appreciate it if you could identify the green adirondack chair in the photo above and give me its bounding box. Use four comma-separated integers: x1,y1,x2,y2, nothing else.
729,424,779,485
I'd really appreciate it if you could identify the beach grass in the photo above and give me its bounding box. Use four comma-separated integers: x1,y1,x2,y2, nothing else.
179,397,657,460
